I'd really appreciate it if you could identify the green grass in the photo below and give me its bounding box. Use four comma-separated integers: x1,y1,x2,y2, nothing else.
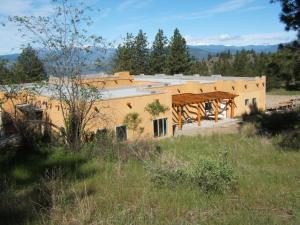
1,134,300,224
267,88,300,95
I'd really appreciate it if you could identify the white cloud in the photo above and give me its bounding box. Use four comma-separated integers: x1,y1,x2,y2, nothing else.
99,8,111,18
0,0,53,17
148,0,258,22
0,1,32,16
240,5,266,12
0,0,55,55
206,0,253,14
117,0,152,12
185,32,297,46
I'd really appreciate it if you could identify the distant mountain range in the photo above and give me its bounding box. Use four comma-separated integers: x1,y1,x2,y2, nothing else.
187,44,279,60
0,44,279,63
0,53,19,62
0,44,279,73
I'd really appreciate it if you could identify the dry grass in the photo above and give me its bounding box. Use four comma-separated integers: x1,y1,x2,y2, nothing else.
1,133,300,224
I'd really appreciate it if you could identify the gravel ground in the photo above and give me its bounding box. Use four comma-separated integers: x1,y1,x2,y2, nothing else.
266,94,300,109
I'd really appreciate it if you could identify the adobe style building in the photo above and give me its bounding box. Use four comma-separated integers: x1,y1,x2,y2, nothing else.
0,72,266,140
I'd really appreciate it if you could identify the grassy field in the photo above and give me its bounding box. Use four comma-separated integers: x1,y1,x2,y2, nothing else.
1,133,300,225
267,88,300,96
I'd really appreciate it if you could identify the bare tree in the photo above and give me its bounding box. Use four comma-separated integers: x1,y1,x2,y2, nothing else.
8,0,108,151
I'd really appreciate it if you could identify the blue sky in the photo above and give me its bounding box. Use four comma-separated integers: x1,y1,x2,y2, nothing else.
0,0,297,54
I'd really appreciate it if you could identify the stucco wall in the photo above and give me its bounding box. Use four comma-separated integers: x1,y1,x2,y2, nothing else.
0,74,266,140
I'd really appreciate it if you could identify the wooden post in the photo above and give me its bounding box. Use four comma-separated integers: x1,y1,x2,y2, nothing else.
225,99,230,118
178,106,182,130
230,99,235,118
197,104,201,126
214,100,219,123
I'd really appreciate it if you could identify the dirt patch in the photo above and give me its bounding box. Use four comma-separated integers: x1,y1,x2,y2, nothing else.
175,119,241,137
266,95,300,109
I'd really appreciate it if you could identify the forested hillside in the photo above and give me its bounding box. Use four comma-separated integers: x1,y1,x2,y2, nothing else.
112,28,300,91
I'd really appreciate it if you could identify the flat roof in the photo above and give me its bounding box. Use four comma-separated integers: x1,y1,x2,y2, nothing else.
1,74,261,100
0,83,163,100
134,74,258,84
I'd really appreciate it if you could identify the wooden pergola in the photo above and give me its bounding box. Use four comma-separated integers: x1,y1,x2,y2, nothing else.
172,91,238,130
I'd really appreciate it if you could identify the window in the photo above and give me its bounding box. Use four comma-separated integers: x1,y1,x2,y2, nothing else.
153,118,167,138
205,102,212,111
245,99,249,106
116,125,127,141
252,98,257,106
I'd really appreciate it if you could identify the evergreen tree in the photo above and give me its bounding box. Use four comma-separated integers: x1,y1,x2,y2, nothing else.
149,29,168,74
132,30,149,75
12,45,46,83
272,0,300,38
113,33,135,73
188,60,209,75
166,28,191,74
232,50,249,76
0,60,11,84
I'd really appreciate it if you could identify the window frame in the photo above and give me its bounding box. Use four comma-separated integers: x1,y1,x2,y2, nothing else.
116,125,127,141
245,99,249,106
153,118,167,138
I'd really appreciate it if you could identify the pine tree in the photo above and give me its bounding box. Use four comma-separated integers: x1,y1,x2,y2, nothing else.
113,33,135,73
272,0,300,38
12,45,46,83
149,29,168,74
0,60,11,84
188,60,209,75
232,50,249,76
166,28,191,74
132,30,149,75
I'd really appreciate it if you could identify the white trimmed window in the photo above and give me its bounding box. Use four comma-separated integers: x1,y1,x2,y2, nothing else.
116,125,127,141
245,99,249,106
153,118,167,138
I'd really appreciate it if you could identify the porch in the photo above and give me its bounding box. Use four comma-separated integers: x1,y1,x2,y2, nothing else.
172,91,238,131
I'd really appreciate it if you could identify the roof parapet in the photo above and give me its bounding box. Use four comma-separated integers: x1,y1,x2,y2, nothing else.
174,74,183,78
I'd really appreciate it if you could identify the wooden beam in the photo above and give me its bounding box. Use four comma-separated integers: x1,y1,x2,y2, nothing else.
230,99,235,118
214,100,219,123
225,100,230,118
172,92,238,108
178,106,182,130
197,105,201,126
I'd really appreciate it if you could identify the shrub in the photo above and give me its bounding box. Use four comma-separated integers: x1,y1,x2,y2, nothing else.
240,122,259,138
145,101,169,118
189,158,236,193
148,153,188,187
260,111,299,133
278,129,300,151
149,164,187,187
149,156,237,193
87,135,161,162
123,112,142,132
